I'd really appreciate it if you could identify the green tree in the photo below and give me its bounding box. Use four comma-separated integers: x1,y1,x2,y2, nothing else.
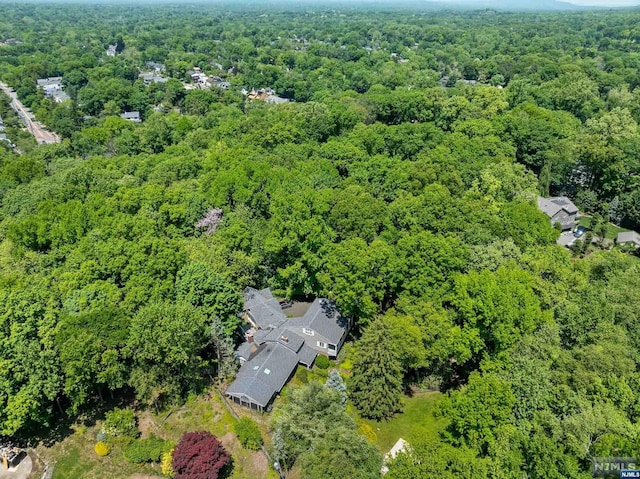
175,262,242,334
126,302,208,406
350,318,404,420
440,372,515,454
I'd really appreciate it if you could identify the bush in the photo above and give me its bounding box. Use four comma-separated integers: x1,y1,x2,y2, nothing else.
315,355,330,370
161,448,175,477
125,435,172,463
94,441,110,457
96,430,107,442
295,367,309,384
172,431,230,479
234,417,263,450
358,421,378,444
104,407,138,440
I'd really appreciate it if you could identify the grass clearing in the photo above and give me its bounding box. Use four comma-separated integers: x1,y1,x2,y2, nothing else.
579,216,628,239
356,391,446,453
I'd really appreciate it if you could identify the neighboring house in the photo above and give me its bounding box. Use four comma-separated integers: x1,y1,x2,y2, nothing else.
36,77,63,95
106,44,117,57
37,77,70,103
139,72,168,85
120,111,141,123
537,196,579,231
51,90,70,103
265,94,289,105
617,231,640,248
247,87,288,104
212,80,230,90
226,287,350,412
145,61,166,73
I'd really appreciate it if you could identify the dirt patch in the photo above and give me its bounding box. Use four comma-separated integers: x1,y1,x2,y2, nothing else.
137,412,158,439
250,451,268,475
218,432,239,451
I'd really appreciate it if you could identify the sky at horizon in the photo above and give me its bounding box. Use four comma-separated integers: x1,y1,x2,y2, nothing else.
4,0,640,7
434,0,640,5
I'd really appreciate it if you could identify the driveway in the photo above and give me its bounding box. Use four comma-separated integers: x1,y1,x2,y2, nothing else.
0,455,32,479
557,231,576,247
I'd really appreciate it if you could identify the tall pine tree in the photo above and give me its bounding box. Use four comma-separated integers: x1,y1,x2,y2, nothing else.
349,319,404,420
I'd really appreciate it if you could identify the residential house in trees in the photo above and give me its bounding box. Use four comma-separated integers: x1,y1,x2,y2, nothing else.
36,77,70,103
537,196,580,231
120,111,141,123
617,231,640,249
225,287,350,412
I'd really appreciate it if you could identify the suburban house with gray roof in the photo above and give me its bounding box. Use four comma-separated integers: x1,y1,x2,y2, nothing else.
226,287,350,412
120,111,141,123
617,231,640,248
537,196,580,231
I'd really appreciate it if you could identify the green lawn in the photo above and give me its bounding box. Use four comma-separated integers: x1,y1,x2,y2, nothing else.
358,391,446,453
48,431,159,479
579,216,628,240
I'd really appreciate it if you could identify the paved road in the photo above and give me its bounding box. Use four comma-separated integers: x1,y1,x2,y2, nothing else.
0,81,60,144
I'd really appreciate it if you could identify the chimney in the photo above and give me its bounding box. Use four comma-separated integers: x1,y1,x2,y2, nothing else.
246,331,254,343
281,336,288,343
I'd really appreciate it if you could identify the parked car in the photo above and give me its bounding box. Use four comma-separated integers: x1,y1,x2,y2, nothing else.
574,226,587,238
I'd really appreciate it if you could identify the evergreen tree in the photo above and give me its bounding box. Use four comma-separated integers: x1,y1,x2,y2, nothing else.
325,369,347,406
349,319,404,420
115,35,125,53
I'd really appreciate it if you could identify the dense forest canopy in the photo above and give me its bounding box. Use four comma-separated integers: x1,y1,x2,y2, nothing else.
1,3,640,478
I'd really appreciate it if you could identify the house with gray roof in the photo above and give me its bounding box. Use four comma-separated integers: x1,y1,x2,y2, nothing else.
37,77,69,102
226,287,350,412
120,111,141,123
537,196,579,231
139,72,168,85
145,61,166,73
617,231,640,248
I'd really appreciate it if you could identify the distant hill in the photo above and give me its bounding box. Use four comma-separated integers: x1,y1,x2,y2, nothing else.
433,0,585,10
18,0,631,10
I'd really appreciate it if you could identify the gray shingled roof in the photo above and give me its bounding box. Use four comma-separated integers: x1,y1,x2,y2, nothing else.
243,287,287,330
227,342,299,407
261,326,305,353
120,111,141,121
297,344,317,367
225,377,274,406
617,231,640,246
537,196,579,218
236,342,255,362
228,288,349,409
304,298,348,345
